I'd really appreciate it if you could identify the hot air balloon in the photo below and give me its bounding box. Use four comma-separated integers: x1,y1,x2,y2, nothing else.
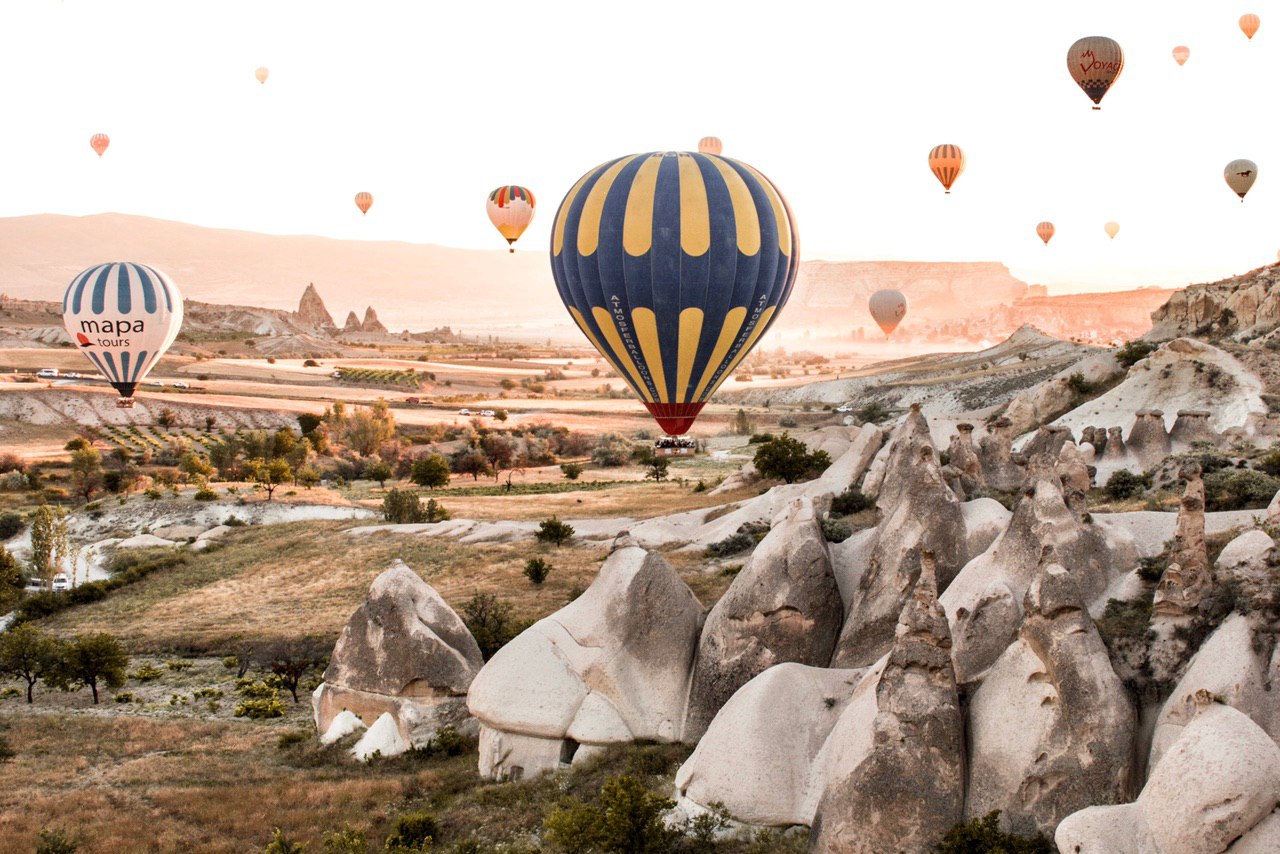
1067,36,1124,109
486,186,536,253
1225,159,1258,201
550,152,798,436
928,144,965,194
698,136,723,155
62,263,184,408
1036,222,1056,246
354,192,373,215
255,67,269,84
90,134,110,157
1241,14,1260,40
869,290,908,336
1105,221,1120,239
1172,46,1190,65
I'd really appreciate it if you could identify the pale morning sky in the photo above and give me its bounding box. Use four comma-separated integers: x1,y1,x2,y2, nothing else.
1,1,1276,293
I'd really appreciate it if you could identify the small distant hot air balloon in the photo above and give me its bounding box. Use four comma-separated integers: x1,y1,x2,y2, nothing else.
486,186,536,253
255,67,269,84
869,290,908,336
928,144,965,194
1036,222,1056,246
1105,221,1120,239
698,136,723,155
354,192,373,215
1068,36,1124,109
62,263,184,408
1241,14,1260,40
1172,46,1190,65
1225,159,1258,201
550,151,798,436
90,134,110,157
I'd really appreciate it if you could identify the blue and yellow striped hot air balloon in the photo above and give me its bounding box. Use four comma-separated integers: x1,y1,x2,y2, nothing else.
550,152,798,436
61,263,184,406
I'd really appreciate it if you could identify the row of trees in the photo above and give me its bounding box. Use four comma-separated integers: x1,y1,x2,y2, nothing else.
0,624,128,704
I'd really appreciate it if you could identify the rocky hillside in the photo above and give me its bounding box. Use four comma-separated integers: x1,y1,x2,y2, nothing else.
1149,261,1280,341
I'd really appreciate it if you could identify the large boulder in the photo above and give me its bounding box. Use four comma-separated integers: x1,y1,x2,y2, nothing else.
674,664,866,827
313,560,483,747
810,553,964,853
830,440,966,668
467,535,703,780
1169,409,1221,451
684,498,844,739
1126,410,1172,470
966,559,1136,836
1056,703,1280,854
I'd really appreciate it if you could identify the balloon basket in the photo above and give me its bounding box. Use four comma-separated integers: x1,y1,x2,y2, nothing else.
653,435,699,458
116,398,136,409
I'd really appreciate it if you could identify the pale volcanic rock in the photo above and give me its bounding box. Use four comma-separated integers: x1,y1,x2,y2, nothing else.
1126,410,1173,471
977,416,1025,493
810,554,964,853
965,560,1135,836
1001,352,1124,437
1148,261,1280,341
467,535,703,780
351,712,409,761
1169,409,1220,451
684,497,843,739
296,282,338,332
342,311,362,333
361,306,388,335
861,405,933,502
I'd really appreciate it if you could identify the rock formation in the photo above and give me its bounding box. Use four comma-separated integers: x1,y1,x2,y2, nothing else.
1168,409,1220,451
342,311,362,333
1055,702,1280,854
965,558,1135,836
1125,410,1171,470
810,554,964,853
1022,425,1073,467
313,560,484,749
684,498,843,739
1148,261,1280,340
1149,468,1212,683
1055,441,1092,507
946,423,983,491
296,282,338,332
467,535,703,779
361,306,388,335
977,417,1025,492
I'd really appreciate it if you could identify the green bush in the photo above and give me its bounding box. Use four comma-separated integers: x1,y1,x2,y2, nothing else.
113,692,134,703
1114,339,1157,368
384,811,438,850
236,678,280,699
145,488,162,500
0,511,25,539
167,659,193,671
234,695,287,719
1137,556,1167,584
321,825,368,854
409,454,451,489
934,810,1053,853
194,485,218,501
830,487,872,515
461,593,528,660
1104,469,1151,500
856,401,892,425
560,462,584,481
1204,469,1280,511
263,827,306,854
536,516,575,547
778,414,798,428
753,434,831,484
382,489,426,524
35,827,79,854
705,532,755,558
821,517,853,543
1256,449,1280,477
524,557,552,585
544,774,675,854
277,730,311,749
130,663,164,682
747,433,776,444
424,726,472,758
0,735,13,763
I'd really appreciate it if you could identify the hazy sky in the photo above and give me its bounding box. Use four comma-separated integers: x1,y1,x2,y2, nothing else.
2,1,1277,293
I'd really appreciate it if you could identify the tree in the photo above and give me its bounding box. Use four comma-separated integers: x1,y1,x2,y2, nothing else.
0,546,23,612
644,456,669,483
0,623,62,703
69,446,102,501
29,504,71,585
259,638,326,703
342,399,396,456
296,465,321,489
544,775,676,854
560,462,583,481
535,516,574,547
481,434,519,478
364,458,392,488
157,408,177,430
246,457,293,501
54,634,129,704
452,447,494,481
524,557,552,585
461,593,523,660
178,451,216,482
297,413,323,435
591,433,632,467
733,408,754,435
410,454,451,489
752,434,832,484
382,489,426,524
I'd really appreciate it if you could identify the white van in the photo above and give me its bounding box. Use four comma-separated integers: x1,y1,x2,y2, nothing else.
37,368,59,378
51,573,71,592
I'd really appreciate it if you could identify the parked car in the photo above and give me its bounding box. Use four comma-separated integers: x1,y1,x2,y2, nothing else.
457,408,472,416
835,404,854,413
172,381,189,389
51,573,71,592
479,409,496,417
37,368,59,378
331,371,342,379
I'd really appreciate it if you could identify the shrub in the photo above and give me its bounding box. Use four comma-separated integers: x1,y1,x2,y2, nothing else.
544,775,676,854
384,812,438,850
705,532,755,557
461,593,527,660
830,487,872,515
277,730,311,749
821,517,853,543
321,826,369,854
425,726,472,758
524,557,552,585
855,401,891,424
1256,449,1280,477
234,695,287,719
194,485,218,501
131,663,164,682
1137,555,1167,584
64,437,90,452
1204,469,1280,511
303,359,320,367
0,511,23,540
167,659,193,671
382,489,426,524
35,827,79,854
753,434,831,484
748,433,775,444
1104,469,1152,500
0,735,12,763
263,827,306,854
145,487,163,500
560,462,584,481
409,454,451,489
536,516,575,547
934,811,1053,853
113,692,134,703
778,414,798,428
1115,339,1157,368
591,434,633,467
1066,371,1100,395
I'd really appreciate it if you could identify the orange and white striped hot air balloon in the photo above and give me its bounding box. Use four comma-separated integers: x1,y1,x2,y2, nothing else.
1036,222,1055,246
1067,36,1124,109
1172,46,1190,66
354,192,373,215
698,136,723,155
486,185,535,252
255,67,269,84
928,144,965,194
1240,14,1260,40
1105,221,1120,239
90,134,109,157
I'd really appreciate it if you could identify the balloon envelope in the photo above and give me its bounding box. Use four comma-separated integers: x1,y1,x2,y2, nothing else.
869,290,908,336
1067,36,1124,108
1105,221,1120,239
62,263,184,401
255,66,269,84
486,185,536,252
354,192,373,214
1225,160,1258,200
698,136,722,155
1241,14,1260,39
1036,222,1055,245
90,134,109,157
1172,46,1190,65
550,152,798,436
928,144,965,193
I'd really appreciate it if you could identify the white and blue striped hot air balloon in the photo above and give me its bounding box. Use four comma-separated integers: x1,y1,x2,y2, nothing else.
61,263,184,405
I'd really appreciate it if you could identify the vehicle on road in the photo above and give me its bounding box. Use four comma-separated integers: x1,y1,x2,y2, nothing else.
52,573,71,592
37,368,59,378
172,381,189,389
480,409,496,417
458,408,472,416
